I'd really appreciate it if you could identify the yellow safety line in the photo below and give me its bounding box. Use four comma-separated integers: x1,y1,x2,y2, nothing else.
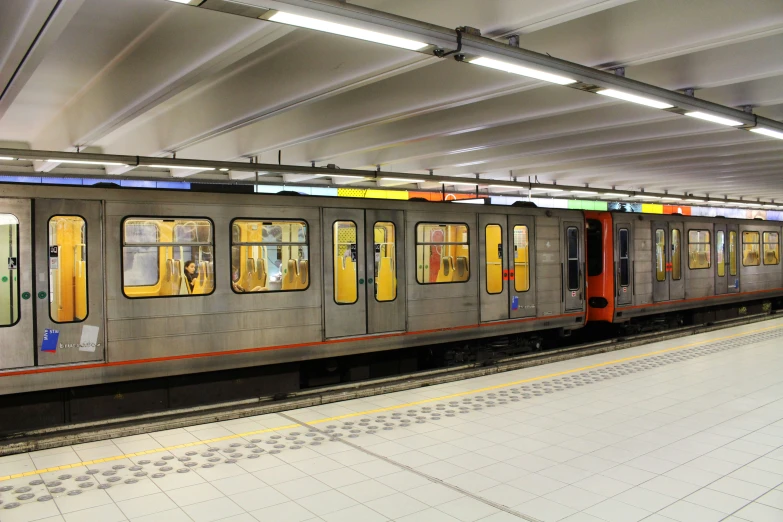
2,321,781,483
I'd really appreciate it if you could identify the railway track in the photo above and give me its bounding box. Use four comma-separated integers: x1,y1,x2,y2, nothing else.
1,310,779,456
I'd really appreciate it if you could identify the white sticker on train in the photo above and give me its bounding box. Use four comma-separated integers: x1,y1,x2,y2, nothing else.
79,325,100,352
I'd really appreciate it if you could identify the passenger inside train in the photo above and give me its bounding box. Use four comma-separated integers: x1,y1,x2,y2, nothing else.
183,260,197,292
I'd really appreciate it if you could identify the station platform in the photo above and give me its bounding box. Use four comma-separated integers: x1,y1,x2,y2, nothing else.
2,319,783,522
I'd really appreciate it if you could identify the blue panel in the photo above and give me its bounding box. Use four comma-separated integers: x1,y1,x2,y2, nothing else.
0,176,42,183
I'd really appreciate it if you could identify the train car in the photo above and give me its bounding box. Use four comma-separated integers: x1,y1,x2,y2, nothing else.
585,211,783,324
0,184,587,397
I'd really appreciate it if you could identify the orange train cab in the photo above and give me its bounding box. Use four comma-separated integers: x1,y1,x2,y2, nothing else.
585,211,615,323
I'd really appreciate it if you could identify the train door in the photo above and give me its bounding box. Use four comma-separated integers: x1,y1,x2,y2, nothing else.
727,224,740,293
615,221,633,306
714,224,728,295
479,214,508,322
670,222,685,301
0,198,34,370
365,210,406,334
509,215,536,319
652,221,671,302
563,221,584,312
34,199,105,364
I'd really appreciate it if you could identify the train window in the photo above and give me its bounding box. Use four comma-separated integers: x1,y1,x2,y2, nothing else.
566,227,579,291
619,229,630,287
586,220,602,277
374,222,396,301
671,229,682,280
0,214,20,327
763,232,779,265
729,231,738,276
122,218,214,298
716,231,726,277
655,229,666,282
688,230,711,269
231,220,308,293
514,226,530,292
485,224,503,295
416,223,470,284
48,216,88,323
742,231,760,266
334,221,358,304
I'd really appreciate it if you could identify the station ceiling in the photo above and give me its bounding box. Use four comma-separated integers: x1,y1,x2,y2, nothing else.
0,0,782,201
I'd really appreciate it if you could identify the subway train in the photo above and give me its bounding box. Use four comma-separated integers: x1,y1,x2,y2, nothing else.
0,183,781,400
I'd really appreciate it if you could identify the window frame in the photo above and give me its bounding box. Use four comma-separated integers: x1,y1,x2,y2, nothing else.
618,228,630,287
484,223,504,295
566,226,580,291
229,218,310,295
716,230,726,278
0,213,21,328
513,225,531,293
671,228,682,281
48,214,89,324
763,231,780,266
688,229,712,270
729,230,738,276
120,216,216,300
333,220,359,305
414,221,471,285
373,221,398,303
742,231,761,267
655,228,666,282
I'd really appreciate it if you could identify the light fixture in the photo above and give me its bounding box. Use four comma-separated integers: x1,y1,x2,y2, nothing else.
685,198,705,203
750,128,783,140
633,195,660,200
596,89,673,110
166,0,191,3
381,177,424,183
488,184,521,190
600,193,628,198
267,12,429,51
319,174,367,180
0,156,15,161
661,197,683,201
439,180,479,187
530,187,563,192
762,204,777,209
49,159,128,167
470,57,576,85
219,168,229,172
570,190,597,195
147,165,215,171
685,112,743,127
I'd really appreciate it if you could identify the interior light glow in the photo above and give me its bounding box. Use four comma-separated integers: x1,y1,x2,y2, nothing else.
571,190,597,195
50,159,127,167
750,127,783,140
685,112,743,127
530,187,563,192
596,89,673,109
219,168,229,172
470,57,576,85
268,12,428,51
147,165,215,171
0,156,15,161
381,177,424,183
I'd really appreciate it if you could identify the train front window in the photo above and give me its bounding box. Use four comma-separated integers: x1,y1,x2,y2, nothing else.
716,231,726,277
742,231,760,266
619,228,629,287
655,229,666,282
763,232,779,265
586,220,602,277
688,230,711,269
514,226,530,292
415,223,470,284
729,231,737,276
48,216,88,323
231,220,308,293
374,222,396,302
0,214,20,327
671,229,682,280
485,224,503,295
122,218,214,298
334,221,358,304
566,227,579,291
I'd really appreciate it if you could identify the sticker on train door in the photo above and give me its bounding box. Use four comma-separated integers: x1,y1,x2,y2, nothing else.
7,257,16,270
79,325,100,352
41,329,60,352
571,291,576,297
512,296,519,310
49,245,59,269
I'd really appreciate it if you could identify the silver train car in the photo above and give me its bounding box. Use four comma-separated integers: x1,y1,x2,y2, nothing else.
0,184,781,399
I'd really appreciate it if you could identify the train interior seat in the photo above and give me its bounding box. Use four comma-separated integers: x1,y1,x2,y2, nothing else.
744,251,759,266
454,256,469,282
765,251,778,265
282,259,299,291
436,256,454,283
296,260,309,289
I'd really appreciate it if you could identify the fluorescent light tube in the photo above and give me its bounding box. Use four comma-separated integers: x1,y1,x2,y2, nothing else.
750,127,783,140
0,156,14,161
167,0,191,3
634,195,659,200
596,89,673,109
571,190,597,195
530,187,563,192
600,193,628,198
661,197,682,201
439,181,478,186
685,112,743,127
219,168,229,172
147,164,215,171
382,177,424,183
489,184,521,190
684,198,705,203
470,57,576,85
50,159,127,166
268,12,428,51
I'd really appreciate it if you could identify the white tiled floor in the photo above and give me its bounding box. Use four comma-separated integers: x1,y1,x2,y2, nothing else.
2,318,783,522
